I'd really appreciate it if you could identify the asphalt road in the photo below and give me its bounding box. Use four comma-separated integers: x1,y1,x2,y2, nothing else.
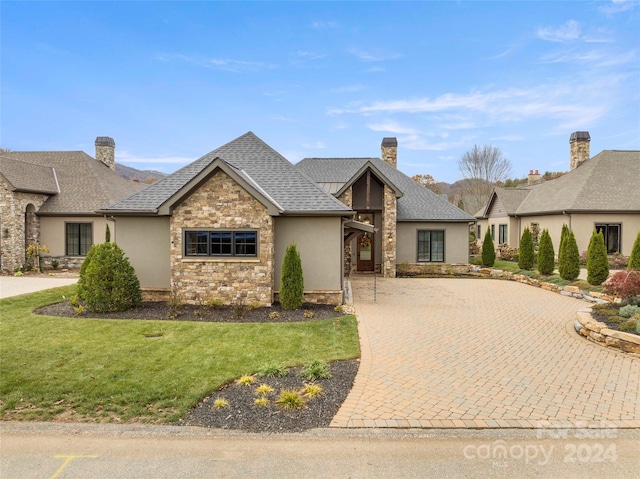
1,423,639,478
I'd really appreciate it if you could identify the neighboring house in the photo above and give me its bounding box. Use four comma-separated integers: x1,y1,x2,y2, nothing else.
476,132,640,257
0,137,144,272
297,138,475,277
100,132,474,306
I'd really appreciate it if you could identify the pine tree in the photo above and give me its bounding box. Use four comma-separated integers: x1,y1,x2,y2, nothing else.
481,230,496,267
558,224,569,279
562,230,580,281
628,230,640,271
518,227,535,270
537,229,555,275
587,229,609,285
280,242,304,310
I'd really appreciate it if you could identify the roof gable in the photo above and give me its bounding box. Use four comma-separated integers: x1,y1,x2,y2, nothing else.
297,157,475,222
103,132,351,215
516,150,640,214
0,156,59,194
1,151,143,214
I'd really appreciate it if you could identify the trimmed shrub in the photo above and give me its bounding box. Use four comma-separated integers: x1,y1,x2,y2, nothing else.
481,230,496,267
587,229,609,286
280,242,304,310
77,242,142,313
619,304,640,319
561,230,581,281
604,270,640,300
518,227,535,270
558,224,569,279
105,224,111,242
537,229,555,275
629,231,640,271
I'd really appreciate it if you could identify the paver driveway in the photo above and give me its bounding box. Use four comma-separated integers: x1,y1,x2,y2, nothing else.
331,277,640,429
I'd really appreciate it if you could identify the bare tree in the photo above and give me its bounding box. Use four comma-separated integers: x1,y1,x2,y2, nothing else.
411,173,441,194
458,144,511,214
0,147,11,154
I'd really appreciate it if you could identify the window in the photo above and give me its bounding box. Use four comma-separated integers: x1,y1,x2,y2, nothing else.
595,224,621,254
184,230,257,257
499,224,508,244
66,223,92,256
477,224,481,239
491,224,495,239
417,230,445,262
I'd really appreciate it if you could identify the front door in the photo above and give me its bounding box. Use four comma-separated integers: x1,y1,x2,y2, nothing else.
356,213,374,272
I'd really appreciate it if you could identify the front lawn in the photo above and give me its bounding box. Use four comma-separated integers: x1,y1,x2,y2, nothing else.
0,286,359,424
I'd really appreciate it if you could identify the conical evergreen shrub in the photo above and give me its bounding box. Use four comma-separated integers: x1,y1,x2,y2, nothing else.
629,230,640,271
518,227,535,270
280,242,304,310
562,230,580,281
587,229,609,285
558,224,569,279
537,229,555,275
77,242,141,312
481,230,496,267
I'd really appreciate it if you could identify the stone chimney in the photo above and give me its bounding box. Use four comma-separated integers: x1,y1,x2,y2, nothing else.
528,169,541,185
381,137,397,168
95,136,115,170
569,131,590,170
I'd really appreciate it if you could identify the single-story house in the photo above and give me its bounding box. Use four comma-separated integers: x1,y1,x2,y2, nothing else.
101,132,474,305
476,132,640,257
0,138,143,272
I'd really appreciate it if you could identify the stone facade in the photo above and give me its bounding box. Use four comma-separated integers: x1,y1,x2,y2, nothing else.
381,185,396,278
0,179,47,272
95,137,116,170
338,188,354,276
169,170,275,306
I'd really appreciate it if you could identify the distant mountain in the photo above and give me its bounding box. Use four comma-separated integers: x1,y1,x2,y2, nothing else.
115,163,167,184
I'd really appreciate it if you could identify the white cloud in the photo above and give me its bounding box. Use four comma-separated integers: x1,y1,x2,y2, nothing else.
301,141,326,149
296,51,326,60
537,20,581,43
156,53,277,72
330,84,364,93
310,20,339,29
348,48,402,62
599,0,639,14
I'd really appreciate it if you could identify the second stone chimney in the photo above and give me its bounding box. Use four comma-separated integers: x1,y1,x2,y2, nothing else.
381,137,397,168
95,136,115,170
528,169,541,185
569,131,590,170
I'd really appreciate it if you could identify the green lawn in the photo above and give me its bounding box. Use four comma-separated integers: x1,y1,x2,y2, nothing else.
0,286,359,423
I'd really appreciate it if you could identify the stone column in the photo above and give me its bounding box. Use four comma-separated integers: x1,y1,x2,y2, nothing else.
382,185,396,278
338,187,353,276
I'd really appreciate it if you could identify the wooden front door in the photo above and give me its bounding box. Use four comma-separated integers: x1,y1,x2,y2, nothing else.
356,213,374,272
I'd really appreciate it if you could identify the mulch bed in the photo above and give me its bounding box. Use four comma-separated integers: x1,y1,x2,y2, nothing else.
35,301,342,323
181,360,359,432
591,304,639,336
34,299,360,431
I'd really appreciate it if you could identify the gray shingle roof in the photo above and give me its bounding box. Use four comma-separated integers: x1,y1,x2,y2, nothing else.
296,157,475,222
477,187,532,218
0,156,59,194
1,151,144,215
516,150,640,214
104,132,351,214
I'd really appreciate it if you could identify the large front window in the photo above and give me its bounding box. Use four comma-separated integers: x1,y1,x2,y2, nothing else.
66,223,92,256
595,224,621,254
184,230,258,257
417,230,445,262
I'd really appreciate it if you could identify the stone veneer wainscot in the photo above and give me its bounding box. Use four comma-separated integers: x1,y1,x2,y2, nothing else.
169,170,275,306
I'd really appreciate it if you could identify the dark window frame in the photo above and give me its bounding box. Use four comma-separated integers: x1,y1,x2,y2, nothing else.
498,224,508,244
65,222,93,256
417,230,445,263
595,223,622,254
184,229,258,258
491,224,495,239
477,224,481,240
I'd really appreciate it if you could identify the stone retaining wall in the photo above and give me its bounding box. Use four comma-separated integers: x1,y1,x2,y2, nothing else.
574,308,640,355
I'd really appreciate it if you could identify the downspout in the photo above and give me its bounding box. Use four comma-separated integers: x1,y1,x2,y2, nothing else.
562,211,572,230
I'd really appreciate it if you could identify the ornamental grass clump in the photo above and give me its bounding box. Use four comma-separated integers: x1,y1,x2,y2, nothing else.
77,242,141,313
537,229,555,275
518,227,535,270
299,360,331,381
275,389,306,410
587,229,609,286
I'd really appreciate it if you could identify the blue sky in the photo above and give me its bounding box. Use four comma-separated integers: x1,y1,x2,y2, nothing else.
2,1,639,183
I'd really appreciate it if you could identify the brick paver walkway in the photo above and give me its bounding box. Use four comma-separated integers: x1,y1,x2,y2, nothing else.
331,277,640,429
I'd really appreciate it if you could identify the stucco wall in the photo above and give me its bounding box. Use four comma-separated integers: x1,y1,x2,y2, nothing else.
273,216,343,294
113,216,171,289
397,222,470,264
